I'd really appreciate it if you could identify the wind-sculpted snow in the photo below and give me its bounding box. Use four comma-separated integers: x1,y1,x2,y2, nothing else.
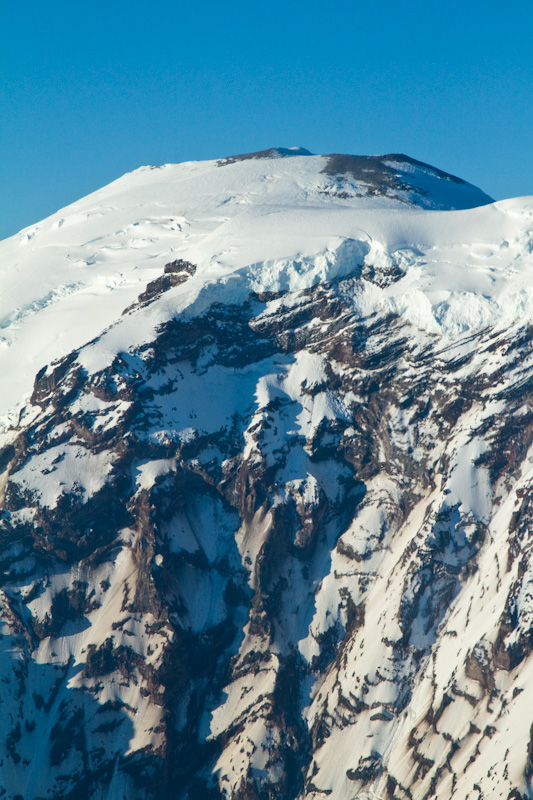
1,150,533,800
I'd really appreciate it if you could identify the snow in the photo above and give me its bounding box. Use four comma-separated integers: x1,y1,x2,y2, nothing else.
208,662,278,739
1,151,532,445
10,443,115,509
133,458,176,491
162,493,239,563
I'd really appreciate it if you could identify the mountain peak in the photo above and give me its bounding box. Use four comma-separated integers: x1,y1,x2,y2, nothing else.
1,145,533,800
319,151,493,207
214,147,493,210
217,145,314,165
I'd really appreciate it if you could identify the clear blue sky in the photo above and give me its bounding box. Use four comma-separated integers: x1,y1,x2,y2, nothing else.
2,0,532,240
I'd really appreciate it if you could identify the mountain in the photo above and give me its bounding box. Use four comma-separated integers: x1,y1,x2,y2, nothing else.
0,148,533,800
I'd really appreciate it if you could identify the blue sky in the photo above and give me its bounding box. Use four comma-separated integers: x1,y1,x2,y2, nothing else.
2,0,532,239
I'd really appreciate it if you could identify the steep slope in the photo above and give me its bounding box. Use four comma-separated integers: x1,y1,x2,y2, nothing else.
1,149,533,800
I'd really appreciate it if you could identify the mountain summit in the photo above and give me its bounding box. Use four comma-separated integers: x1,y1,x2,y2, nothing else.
1,151,533,800
0,149,499,432
216,147,494,211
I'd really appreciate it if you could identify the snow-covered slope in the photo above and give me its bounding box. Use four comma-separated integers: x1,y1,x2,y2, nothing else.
0,149,499,436
1,148,533,800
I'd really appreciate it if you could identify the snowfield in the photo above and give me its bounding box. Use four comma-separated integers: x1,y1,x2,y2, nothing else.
2,150,529,440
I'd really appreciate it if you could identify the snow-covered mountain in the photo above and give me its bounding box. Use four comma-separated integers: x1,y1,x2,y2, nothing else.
1,148,533,800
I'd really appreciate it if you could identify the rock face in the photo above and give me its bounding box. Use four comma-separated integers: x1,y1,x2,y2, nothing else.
1,149,533,799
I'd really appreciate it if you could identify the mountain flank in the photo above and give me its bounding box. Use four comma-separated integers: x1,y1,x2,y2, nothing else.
0,149,531,799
